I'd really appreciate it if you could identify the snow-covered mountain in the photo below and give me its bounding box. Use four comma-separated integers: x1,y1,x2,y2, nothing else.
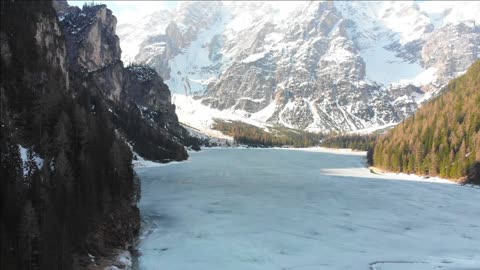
117,1,480,133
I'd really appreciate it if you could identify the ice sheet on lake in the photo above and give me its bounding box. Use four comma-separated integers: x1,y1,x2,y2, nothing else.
136,148,480,270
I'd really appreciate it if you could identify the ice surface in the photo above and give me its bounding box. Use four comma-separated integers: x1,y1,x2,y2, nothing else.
136,148,480,270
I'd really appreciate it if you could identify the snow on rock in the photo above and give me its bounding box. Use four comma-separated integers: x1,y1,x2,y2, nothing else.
173,93,269,140
117,10,173,65
241,52,268,64
117,1,480,132
417,1,480,28
116,251,132,269
19,145,44,176
102,250,134,270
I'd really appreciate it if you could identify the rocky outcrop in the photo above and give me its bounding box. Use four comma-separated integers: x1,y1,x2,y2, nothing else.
60,3,123,101
421,22,480,91
60,4,121,71
123,65,179,129
55,2,196,161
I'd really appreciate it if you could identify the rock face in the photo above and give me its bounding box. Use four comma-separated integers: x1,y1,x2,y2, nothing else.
420,22,480,91
1,1,140,269
118,1,480,132
2,1,201,269
60,5,121,71
118,2,223,81
55,2,194,161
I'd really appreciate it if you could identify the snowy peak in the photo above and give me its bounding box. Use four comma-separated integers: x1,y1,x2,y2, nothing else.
117,1,480,132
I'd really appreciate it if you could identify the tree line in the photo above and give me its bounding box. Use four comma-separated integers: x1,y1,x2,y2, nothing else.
321,134,377,151
212,120,325,147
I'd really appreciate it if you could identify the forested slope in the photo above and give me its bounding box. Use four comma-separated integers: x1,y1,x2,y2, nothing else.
0,1,196,268
212,120,325,147
0,1,141,269
373,61,480,183
321,134,377,151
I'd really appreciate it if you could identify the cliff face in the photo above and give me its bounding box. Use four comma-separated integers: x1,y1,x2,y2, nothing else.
59,3,124,102
55,2,195,161
1,1,140,269
0,1,193,269
123,65,181,133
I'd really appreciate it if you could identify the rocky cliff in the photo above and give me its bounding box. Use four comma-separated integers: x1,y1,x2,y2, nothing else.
55,1,196,161
0,1,196,269
118,1,480,133
1,1,139,269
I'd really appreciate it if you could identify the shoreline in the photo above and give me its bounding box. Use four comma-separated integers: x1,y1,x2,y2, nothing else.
133,147,477,187
84,249,133,270
367,166,479,187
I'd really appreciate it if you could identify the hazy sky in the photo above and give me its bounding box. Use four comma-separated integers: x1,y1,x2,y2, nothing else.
68,1,180,24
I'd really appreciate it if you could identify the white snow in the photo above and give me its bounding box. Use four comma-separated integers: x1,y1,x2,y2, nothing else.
225,8,254,32
166,14,228,95
104,250,133,270
131,150,189,169
116,251,132,268
131,153,162,168
322,38,357,63
241,52,267,64
333,1,437,86
348,122,398,135
19,145,44,176
117,1,480,132
359,42,424,86
417,1,480,28
136,148,480,270
173,94,271,140
250,101,277,123
407,67,438,87
117,10,173,64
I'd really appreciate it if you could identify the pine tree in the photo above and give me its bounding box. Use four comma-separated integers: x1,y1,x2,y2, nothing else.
372,60,480,182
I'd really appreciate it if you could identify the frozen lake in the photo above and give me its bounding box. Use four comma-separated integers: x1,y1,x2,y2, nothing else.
135,148,480,270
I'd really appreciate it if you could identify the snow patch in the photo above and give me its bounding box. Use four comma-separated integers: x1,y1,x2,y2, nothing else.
19,145,44,176
348,122,398,135
173,94,272,140
241,52,267,64
166,15,228,95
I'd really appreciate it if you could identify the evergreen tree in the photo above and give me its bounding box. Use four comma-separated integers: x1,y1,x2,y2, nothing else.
372,60,480,183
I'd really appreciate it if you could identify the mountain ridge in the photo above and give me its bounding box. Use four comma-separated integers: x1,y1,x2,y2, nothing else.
117,1,480,133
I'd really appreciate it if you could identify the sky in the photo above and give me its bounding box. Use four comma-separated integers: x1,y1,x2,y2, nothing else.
68,1,180,24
